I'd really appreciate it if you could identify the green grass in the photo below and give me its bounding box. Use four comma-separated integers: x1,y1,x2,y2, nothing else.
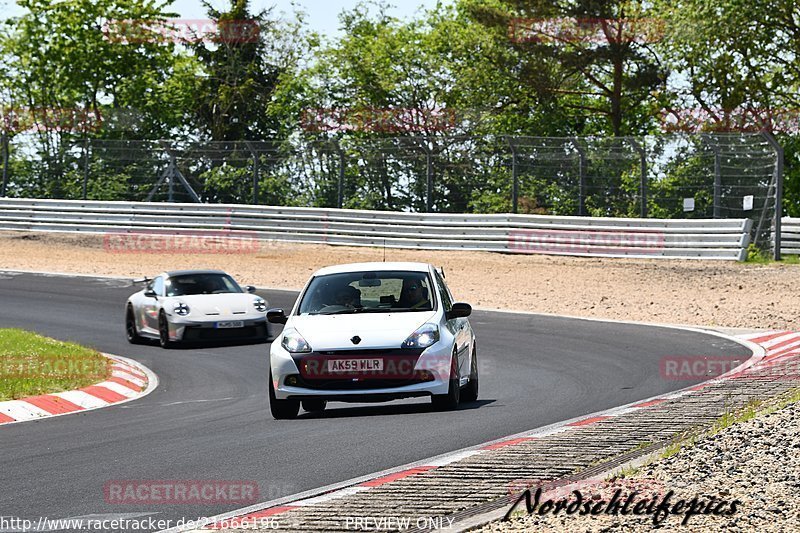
745,244,800,264
659,390,800,461
0,328,110,400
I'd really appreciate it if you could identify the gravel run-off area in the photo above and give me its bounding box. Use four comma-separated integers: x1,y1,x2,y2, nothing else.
481,391,800,532
0,231,799,330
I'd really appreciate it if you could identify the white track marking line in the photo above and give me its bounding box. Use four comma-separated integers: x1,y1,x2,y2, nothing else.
424,450,482,467
292,486,370,507
738,330,783,340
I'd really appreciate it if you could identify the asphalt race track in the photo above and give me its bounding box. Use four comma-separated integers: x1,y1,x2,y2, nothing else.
0,271,751,532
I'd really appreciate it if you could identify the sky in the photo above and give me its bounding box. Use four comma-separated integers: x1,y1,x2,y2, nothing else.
0,0,446,37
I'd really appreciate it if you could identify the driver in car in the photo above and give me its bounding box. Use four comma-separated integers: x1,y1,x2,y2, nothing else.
396,278,429,310
334,285,361,308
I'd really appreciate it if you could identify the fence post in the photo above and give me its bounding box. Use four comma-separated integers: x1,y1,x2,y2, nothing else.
507,137,519,214
761,131,784,260
331,139,345,209
168,154,175,203
573,137,587,216
411,140,434,213
82,138,90,200
629,138,648,218
712,143,721,218
1,133,8,197
425,145,433,213
245,141,259,205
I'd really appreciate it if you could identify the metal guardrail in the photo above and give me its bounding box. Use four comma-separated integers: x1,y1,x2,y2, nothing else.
0,198,753,260
779,217,800,256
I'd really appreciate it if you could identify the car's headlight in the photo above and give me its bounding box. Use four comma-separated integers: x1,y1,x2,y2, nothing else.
281,328,311,353
173,302,190,316
402,323,440,349
253,298,267,313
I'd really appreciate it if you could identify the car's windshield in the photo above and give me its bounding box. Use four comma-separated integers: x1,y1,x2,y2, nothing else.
297,271,435,315
165,273,243,296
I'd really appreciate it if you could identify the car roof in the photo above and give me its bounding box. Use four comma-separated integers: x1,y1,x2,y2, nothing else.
163,269,229,278
312,262,432,277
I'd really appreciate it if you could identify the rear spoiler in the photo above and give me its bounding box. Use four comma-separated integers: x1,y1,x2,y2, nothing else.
132,276,151,284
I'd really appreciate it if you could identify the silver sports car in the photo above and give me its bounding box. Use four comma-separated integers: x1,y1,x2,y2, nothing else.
125,269,269,348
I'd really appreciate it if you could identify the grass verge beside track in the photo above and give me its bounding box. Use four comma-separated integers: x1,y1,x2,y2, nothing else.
0,328,110,400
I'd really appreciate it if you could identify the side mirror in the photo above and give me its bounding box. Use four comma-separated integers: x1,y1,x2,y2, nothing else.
245,285,257,293
144,289,157,298
445,302,472,320
267,308,288,324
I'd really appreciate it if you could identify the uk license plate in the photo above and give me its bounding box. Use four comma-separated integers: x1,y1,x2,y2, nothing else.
216,321,244,329
327,359,383,373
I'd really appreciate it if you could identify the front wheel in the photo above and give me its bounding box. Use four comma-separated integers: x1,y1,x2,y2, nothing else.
431,352,460,411
158,312,175,349
126,306,144,345
269,372,300,419
461,345,479,402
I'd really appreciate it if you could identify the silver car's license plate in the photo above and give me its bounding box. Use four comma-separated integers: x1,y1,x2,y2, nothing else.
216,321,244,329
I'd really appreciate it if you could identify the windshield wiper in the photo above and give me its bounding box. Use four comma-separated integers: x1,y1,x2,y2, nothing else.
309,306,430,315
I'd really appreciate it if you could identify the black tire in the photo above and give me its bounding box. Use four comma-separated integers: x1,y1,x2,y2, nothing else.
158,311,175,349
269,372,300,419
461,345,479,403
125,306,144,345
302,399,327,413
431,352,460,411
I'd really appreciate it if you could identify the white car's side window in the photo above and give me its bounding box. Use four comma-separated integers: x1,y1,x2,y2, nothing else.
153,277,164,296
434,271,453,312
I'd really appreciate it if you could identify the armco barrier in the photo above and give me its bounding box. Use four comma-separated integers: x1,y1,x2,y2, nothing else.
0,198,752,260
780,217,800,256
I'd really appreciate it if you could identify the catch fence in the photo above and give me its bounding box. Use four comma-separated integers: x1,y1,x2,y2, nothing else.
0,133,783,256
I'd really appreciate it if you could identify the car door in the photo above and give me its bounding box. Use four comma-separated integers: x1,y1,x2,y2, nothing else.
142,276,164,334
434,270,470,382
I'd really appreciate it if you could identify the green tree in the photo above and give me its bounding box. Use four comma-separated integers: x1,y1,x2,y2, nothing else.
655,0,800,218
190,0,312,142
1,0,198,199
465,0,669,136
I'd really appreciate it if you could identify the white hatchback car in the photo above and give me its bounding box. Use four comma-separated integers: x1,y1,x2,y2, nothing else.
125,270,269,348
266,262,478,419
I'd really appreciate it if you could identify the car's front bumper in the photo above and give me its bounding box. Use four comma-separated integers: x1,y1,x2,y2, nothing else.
167,315,268,342
270,342,454,401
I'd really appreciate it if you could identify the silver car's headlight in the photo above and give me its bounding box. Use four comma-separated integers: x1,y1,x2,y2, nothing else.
402,323,440,349
173,302,190,316
253,297,267,313
281,328,311,353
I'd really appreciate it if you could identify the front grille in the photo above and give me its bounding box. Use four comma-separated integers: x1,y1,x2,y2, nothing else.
292,374,432,391
290,349,432,390
183,324,266,341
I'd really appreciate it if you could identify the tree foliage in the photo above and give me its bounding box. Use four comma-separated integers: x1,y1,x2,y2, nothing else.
0,0,796,219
